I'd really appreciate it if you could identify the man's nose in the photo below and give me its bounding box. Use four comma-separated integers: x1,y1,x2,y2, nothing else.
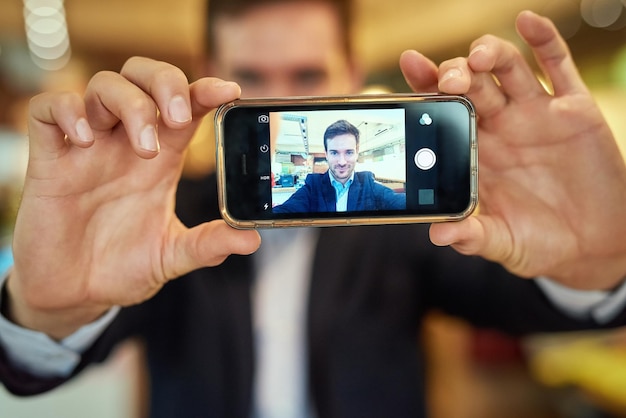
265,80,298,98
244,80,294,98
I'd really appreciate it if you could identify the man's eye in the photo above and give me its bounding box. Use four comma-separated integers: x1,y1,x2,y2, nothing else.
232,70,262,87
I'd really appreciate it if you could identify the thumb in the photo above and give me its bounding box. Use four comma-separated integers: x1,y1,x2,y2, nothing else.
168,220,261,277
429,216,513,262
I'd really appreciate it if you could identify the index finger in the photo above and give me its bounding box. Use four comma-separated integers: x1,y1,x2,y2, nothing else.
466,34,545,102
120,56,242,124
121,57,193,128
399,50,440,93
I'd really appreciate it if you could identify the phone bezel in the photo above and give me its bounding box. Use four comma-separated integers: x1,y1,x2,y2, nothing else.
215,93,478,229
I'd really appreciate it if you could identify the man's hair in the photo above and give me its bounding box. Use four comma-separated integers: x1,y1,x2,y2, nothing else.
206,0,354,58
323,119,360,151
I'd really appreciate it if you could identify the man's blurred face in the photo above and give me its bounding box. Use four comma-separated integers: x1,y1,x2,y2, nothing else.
210,1,360,98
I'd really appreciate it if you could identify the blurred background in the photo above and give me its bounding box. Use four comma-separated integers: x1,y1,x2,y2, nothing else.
0,0,625,417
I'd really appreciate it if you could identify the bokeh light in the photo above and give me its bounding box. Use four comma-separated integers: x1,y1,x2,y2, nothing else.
580,0,623,27
22,0,71,70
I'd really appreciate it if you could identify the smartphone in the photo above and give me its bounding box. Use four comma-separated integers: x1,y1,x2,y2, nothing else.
215,94,477,228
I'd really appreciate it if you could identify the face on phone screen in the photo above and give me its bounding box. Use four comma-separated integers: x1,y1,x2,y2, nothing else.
216,95,477,228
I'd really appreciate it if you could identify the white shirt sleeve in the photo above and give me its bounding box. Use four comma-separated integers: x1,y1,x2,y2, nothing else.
0,267,120,378
535,276,626,323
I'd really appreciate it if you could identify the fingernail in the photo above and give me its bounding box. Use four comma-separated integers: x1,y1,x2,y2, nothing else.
214,80,241,96
139,125,159,152
168,95,192,124
75,118,94,144
214,80,239,89
443,67,463,81
469,44,487,57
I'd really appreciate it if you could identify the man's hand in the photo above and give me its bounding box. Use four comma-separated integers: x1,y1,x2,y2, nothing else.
7,58,260,339
400,11,626,290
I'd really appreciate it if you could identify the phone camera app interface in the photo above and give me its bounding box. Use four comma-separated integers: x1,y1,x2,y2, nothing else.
268,108,407,215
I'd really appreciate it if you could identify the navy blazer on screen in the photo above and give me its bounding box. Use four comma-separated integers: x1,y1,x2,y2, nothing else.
273,171,406,213
1,173,624,418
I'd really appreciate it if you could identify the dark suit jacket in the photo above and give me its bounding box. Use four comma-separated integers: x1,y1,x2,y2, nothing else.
273,171,406,213
1,174,624,418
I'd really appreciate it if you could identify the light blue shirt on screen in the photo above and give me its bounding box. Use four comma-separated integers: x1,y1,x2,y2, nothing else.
0,246,13,274
329,171,354,212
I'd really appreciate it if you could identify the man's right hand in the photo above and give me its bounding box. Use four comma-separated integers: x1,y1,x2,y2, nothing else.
400,11,626,291
6,58,260,340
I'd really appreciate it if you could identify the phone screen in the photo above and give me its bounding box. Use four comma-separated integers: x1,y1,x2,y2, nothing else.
216,95,477,227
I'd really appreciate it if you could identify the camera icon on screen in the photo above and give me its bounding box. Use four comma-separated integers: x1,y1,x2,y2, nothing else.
258,114,269,123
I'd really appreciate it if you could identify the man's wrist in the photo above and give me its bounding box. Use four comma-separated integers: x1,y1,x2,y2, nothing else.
4,269,112,341
0,269,120,378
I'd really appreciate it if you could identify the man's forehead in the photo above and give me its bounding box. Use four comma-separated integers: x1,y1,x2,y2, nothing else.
327,134,358,147
212,2,344,64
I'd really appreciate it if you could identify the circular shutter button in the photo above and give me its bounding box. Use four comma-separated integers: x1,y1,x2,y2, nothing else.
414,148,436,170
